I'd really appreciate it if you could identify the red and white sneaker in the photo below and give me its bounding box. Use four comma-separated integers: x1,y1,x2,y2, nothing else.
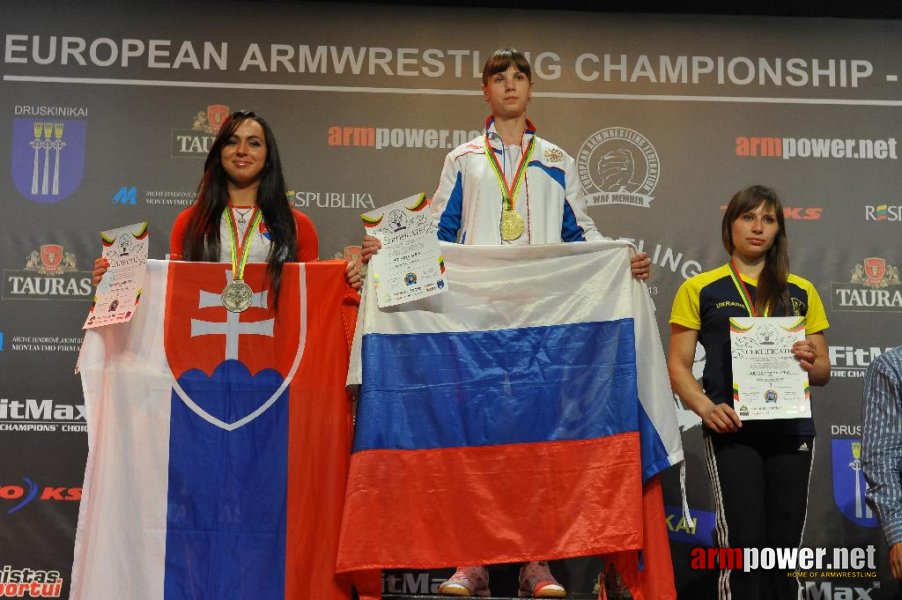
518,561,566,598
438,565,490,597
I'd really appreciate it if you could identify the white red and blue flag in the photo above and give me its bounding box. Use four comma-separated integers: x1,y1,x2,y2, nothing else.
73,260,358,600
338,241,682,599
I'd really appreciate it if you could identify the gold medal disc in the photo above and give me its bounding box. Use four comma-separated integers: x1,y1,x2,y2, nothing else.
500,209,525,241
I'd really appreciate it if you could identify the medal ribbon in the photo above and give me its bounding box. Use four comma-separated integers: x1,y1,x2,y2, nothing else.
225,205,262,281
483,118,536,212
728,259,768,317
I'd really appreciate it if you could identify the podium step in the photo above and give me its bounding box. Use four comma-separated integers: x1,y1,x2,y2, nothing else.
384,594,600,600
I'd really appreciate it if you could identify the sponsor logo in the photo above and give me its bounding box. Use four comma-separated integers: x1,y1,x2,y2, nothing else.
831,257,902,312
112,186,137,205
382,572,445,595
802,582,879,599
289,190,376,210
691,545,876,574
829,346,896,378
782,207,823,220
327,125,481,150
0,565,63,598
864,204,902,222
665,505,715,546
2,246,92,301
113,186,194,207
719,203,822,220
577,127,660,208
831,439,878,528
0,398,86,433
3,334,82,353
11,108,87,204
736,135,898,160
171,104,229,158
0,478,81,515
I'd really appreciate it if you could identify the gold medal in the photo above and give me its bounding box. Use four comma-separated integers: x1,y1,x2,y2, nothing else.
500,209,525,241
483,120,536,244
222,279,253,312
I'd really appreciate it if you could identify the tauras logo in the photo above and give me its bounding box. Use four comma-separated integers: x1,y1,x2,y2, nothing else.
831,257,902,312
3,244,92,301
171,104,229,158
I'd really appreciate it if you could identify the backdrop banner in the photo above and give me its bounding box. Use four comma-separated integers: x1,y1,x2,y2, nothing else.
1,2,900,598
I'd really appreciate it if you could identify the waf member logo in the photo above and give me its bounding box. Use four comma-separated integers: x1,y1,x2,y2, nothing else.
831,257,902,312
171,104,229,158
831,439,878,528
11,119,86,203
577,127,660,208
164,262,304,431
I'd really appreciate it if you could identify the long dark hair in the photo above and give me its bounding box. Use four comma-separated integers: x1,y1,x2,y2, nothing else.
482,47,532,85
182,110,297,301
722,185,790,316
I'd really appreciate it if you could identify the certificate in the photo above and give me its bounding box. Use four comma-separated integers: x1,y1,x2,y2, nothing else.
729,316,810,420
83,222,149,329
361,193,447,308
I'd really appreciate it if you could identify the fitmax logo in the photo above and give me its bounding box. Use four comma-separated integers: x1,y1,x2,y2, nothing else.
804,581,878,599
113,186,137,205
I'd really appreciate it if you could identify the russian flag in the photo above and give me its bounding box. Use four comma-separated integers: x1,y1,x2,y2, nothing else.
73,260,358,600
337,241,682,598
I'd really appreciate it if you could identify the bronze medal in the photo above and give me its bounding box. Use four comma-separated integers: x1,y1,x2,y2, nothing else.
500,209,525,241
222,279,253,312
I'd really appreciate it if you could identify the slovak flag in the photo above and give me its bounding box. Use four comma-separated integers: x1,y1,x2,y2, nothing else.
72,260,358,600
337,241,683,599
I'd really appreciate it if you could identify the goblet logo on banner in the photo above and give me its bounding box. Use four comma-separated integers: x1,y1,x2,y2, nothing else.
11,119,85,203
831,438,878,528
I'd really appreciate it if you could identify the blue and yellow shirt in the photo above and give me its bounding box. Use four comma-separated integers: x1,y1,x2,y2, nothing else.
670,264,829,436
